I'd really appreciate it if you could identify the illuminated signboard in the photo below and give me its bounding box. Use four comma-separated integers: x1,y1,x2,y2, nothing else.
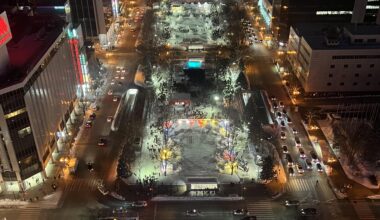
0,12,12,47
186,61,202,69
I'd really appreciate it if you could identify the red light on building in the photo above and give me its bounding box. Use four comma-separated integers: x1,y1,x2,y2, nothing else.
0,14,12,47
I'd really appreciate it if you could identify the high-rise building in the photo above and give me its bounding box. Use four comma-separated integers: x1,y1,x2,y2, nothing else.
287,23,380,95
258,0,380,42
0,9,79,192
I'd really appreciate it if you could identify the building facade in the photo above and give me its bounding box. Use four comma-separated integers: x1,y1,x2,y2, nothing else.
258,0,380,42
0,10,79,192
287,24,380,94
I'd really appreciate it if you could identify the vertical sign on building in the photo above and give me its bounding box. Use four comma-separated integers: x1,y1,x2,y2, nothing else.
0,12,12,47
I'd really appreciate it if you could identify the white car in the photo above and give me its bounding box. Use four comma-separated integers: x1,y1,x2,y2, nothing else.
108,90,113,95
132,201,148,207
186,209,201,216
233,209,249,216
107,116,113,122
120,76,125,80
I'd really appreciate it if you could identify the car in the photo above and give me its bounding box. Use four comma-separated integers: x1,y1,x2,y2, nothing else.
295,137,301,147
87,162,94,171
270,96,277,101
280,131,286,140
107,116,113,122
108,90,113,95
89,113,96,120
276,112,282,119
300,208,317,216
297,163,304,174
186,209,201,216
98,138,107,146
286,154,294,167
113,96,119,102
233,209,249,216
310,151,319,162
132,201,147,207
287,116,292,124
292,128,298,134
282,109,287,114
285,200,300,207
272,101,278,109
288,167,295,176
282,145,288,154
316,163,323,172
120,76,125,80
306,159,313,170
241,216,257,220
299,148,306,158
111,80,115,85
85,120,92,128
279,101,284,108
280,120,286,127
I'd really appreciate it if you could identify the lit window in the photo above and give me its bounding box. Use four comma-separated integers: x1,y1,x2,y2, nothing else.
4,108,26,119
18,126,32,138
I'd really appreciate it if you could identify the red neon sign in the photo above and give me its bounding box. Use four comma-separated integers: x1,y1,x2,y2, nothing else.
0,16,12,47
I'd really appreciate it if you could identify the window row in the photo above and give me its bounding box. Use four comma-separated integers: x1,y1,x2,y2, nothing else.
329,73,374,77
330,64,375,68
326,82,380,86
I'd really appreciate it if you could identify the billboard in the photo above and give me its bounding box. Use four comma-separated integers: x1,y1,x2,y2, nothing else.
0,12,12,47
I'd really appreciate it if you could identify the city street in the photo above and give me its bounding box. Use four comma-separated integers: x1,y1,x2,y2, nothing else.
1,1,380,220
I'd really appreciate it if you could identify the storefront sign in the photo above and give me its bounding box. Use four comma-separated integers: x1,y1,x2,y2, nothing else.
0,12,12,47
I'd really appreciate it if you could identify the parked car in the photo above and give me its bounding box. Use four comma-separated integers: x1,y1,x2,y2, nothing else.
280,120,286,127
132,201,148,207
282,145,288,154
273,101,278,109
285,200,300,207
186,209,201,216
107,116,113,122
108,90,113,95
300,208,317,216
233,209,249,216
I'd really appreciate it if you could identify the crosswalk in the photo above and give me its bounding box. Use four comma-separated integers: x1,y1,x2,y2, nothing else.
286,178,330,193
351,200,376,220
246,200,275,220
63,178,102,192
17,206,42,220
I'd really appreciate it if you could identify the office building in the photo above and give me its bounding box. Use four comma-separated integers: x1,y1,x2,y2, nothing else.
0,9,79,192
287,23,380,95
258,0,380,42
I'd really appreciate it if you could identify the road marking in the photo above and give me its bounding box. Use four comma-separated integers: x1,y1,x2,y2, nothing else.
246,200,275,220
351,200,376,220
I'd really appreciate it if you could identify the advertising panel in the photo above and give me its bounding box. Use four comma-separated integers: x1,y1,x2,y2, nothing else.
0,12,12,47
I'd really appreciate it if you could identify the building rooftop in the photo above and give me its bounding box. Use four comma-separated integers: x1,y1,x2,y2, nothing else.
0,10,66,90
293,23,380,50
